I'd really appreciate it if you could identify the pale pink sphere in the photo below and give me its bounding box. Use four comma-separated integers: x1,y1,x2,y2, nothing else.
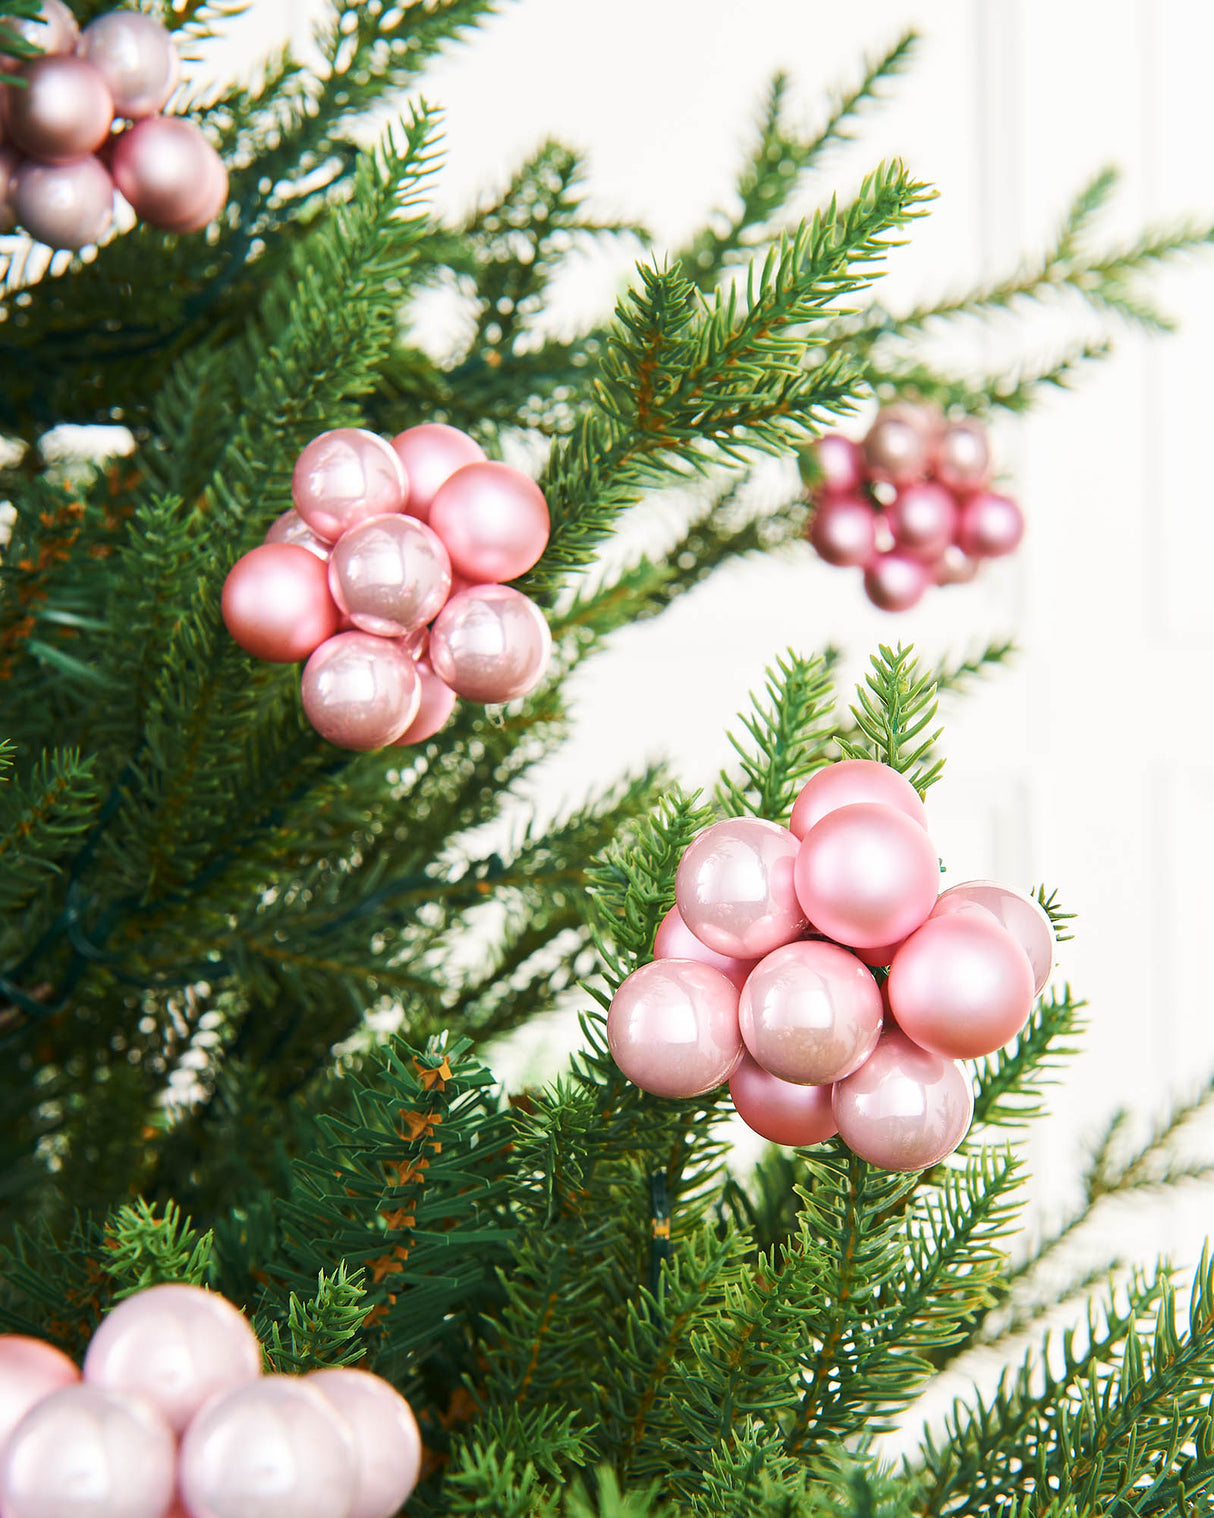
809,433,865,496
221,543,339,664
264,509,331,560
112,117,226,233
79,11,178,120
933,418,991,493
390,657,457,745
607,958,743,1099
887,481,957,561
729,1053,838,1147
887,911,1035,1060
156,143,228,234
398,625,429,661
307,1368,421,1518
932,880,1054,995
653,903,756,992
738,940,882,1086
6,55,111,164
0,1336,80,1452
0,1384,176,1518
863,405,931,485
428,584,551,704
178,1376,356,1518
853,939,904,969
675,817,805,960
863,550,931,612
11,155,113,250
794,802,939,950
300,632,421,750
3,0,78,58
327,513,451,637
957,491,1024,559
789,758,927,841
808,496,877,567
833,1026,973,1171
391,423,487,524
933,544,980,585
428,461,550,583
291,429,407,543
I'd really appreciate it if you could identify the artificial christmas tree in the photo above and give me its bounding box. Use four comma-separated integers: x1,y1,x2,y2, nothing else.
2,4,1214,1513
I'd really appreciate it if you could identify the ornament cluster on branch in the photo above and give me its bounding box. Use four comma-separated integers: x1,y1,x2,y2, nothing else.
806,404,1026,611
0,0,227,250
0,1284,421,1518
222,423,553,751
607,760,1054,1171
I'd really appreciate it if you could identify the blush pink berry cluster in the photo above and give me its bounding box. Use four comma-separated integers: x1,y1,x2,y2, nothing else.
606,759,1054,1172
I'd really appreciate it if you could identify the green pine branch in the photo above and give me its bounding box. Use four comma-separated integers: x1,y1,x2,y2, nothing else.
837,644,944,792
714,651,837,823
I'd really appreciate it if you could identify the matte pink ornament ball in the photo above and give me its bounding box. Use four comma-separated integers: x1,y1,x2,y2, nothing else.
428,461,550,583
863,549,931,612
863,405,931,486
957,491,1024,559
607,958,743,1099
0,1335,80,1451
0,1384,176,1518
808,496,877,567
428,584,551,704
178,1375,356,1518
729,1052,838,1147
11,155,113,250
291,428,408,543
675,817,805,960
934,544,980,585
112,117,226,233
300,632,421,750
307,1368,422,1518
933,418,991,493
391,423,487,524
833,1026,973,1172
653,903,756,992
222,543,339,664
808,432,865,496
794,801,939,950
887,482,957,561
738,939,883,1086
853,939,904,969
1,0,78,57
932,879,1054,995
79,11,178,120
391,657,457,746
157,141,228,234
265,508,331,560
328,512,451,637
789,758,927,841
6,55,112,165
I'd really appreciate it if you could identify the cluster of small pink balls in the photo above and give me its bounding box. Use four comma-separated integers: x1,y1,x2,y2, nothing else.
806,404,1026,611
607,760,1054,1172
0,1283,420,1518
222,423,553,751
0,1,227,251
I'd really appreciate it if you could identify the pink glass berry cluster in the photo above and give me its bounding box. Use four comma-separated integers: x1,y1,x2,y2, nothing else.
606,760,1054,1172
221,423,554,752
806,403,1026,612
0,1283,422,1518
0,1,227,251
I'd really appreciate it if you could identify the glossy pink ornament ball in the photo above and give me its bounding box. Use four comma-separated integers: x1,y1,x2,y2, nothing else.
863,549,932,612
675,817,805,960
789,758,927,841
112,117,226,233
391,423,487,524
291,428,408,543
428,584,551,704
607,958,743,1099
1,0,78,58
428,461,550,583
653,903,756,992
0,1384,176,1518
931,880,1054,995
933,544,980,585
6,55,112,165
808,496,877,567
11,155,113,250
157,141,228,234
957,491,1024,559
863,404,932,485
0,1336,80,1452
833,1026,973,1171
933,418,991,493
307,1368,422,1518
391,657,458,746
328,512,451,637
794,801,939,950
738,939,882,1086
300,632,421,750
264,508,331,560
807,432,865,496
887,481,957,561
222,543,339,664
79,11,178,120
729,1053,838,1147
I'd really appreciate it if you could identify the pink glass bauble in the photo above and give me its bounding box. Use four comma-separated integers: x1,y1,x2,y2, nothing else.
79,11,177,120
0,1336,79,1451
0,1384,176,1518
675,817,805,960
729,1052,838,1147
863,549,931,612
82,1283,262,1437
390,657,457,745
0,144,20,233
854,939,903,968
221,543,339,664
1,0,78,58
399,625,429,662
833,1027,972,1171
738,939,882,1086
932,880,1054,995
808,433,865,496
292,429,407,544
863,405,931,486
391,423,487,524
427,584,551,704
300,632,421,750
808,496,877,567
156,141,227,234
606,958,743,1099
957,491,1024,559
307,1368,421,1518
11,155,112,251
887,481,957,561
5,56,111,165
934,544,980,585
653,903,756,992
794,801,939,950
933,418,991,493
789,758,927,841
428,461,550,583
327,513,451,637
887,912,1034,1060
111,117,226,232
178,1376,356,1518
265,509,331,560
